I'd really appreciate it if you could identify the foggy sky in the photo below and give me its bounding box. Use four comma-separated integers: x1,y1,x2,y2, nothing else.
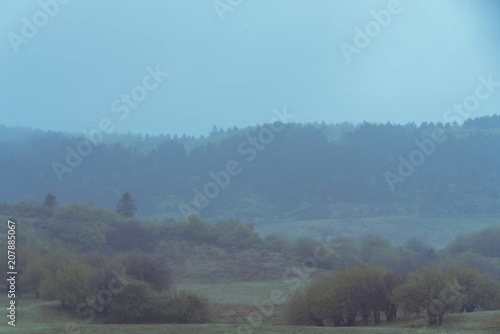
2,0,500,136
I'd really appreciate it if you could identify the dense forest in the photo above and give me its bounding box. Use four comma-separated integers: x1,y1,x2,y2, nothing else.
1,115,500,221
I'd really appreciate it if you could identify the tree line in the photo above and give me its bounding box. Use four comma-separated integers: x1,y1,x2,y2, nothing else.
285,265,500,327
1,115,500,220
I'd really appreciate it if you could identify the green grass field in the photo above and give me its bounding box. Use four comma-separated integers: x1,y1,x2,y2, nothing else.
254,216,500,249
2,291,500,334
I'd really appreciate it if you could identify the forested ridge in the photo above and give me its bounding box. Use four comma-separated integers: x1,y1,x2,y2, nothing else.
1,115,500,220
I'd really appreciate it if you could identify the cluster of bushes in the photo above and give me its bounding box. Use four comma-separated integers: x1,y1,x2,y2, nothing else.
108,281,208,324
284,234,438,272
285,265,500,327
443,226,500,280
6,199,268,253
18,242,209,324
0,197,56,219
43,201,166,253
285,266,402,326
160,215,263,250
21,246,168,303
393,266,500,325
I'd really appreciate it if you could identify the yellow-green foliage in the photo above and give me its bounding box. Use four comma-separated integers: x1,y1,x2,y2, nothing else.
329,236,362,270
150,289,209,324
108,280,154,323
445,226,500,258
214,219,260,249
444,265,500,312
21,259,49,298
108,282,209,324
391,266,462,325
28,241,79,300
361,235,401,269
178,215,216,242
292,236,336,269
121,251,172,292
263,233,292,253
285,266,397,327
47,202,119,250
168,289,209,324
284,287,320,326
52,259,95,309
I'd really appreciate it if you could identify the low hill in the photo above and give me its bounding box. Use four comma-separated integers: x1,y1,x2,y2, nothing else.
2,115,500,220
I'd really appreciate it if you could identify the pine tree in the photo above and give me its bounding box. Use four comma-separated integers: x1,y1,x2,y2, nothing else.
116,192,137,217
43,193,57,208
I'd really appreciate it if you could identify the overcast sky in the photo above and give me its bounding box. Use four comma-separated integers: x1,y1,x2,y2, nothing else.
1,0,500,136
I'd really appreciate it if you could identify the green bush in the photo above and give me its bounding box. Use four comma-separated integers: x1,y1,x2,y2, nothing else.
285,266,400,327
37,242,79,301
149,291,177,323
292,236,336,269
107,280,153,323
391,266,462,326
108,283,209,324
214,219,261,249
51,259,95,309
1,198,50,218
21,259,49,298
444,265,500,312
445,226,500,258
284,286,323,326
446,250,500,280
121,251,171,292
47,202,118,251
398,238,438,272
263,233,292,253
169,289,209,323
177,215,215,242
106,220,158,252
150,290,209,323
361,235,401,270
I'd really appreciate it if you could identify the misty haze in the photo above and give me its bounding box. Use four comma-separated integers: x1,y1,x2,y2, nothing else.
1,1,500,333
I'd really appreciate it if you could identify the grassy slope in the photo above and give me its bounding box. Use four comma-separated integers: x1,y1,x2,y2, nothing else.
254,216,500,249
162,239,300,284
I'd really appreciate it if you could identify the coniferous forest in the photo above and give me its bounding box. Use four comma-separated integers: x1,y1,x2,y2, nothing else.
1,115,500,221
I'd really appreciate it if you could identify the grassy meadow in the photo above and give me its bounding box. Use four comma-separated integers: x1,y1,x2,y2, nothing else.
254,216,500,249
1,294,500,334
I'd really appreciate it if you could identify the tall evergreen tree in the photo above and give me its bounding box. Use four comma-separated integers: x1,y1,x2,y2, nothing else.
116,192,137,217
43,193,57,208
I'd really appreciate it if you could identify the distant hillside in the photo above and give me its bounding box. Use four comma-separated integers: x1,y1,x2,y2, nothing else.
1,115,500,221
